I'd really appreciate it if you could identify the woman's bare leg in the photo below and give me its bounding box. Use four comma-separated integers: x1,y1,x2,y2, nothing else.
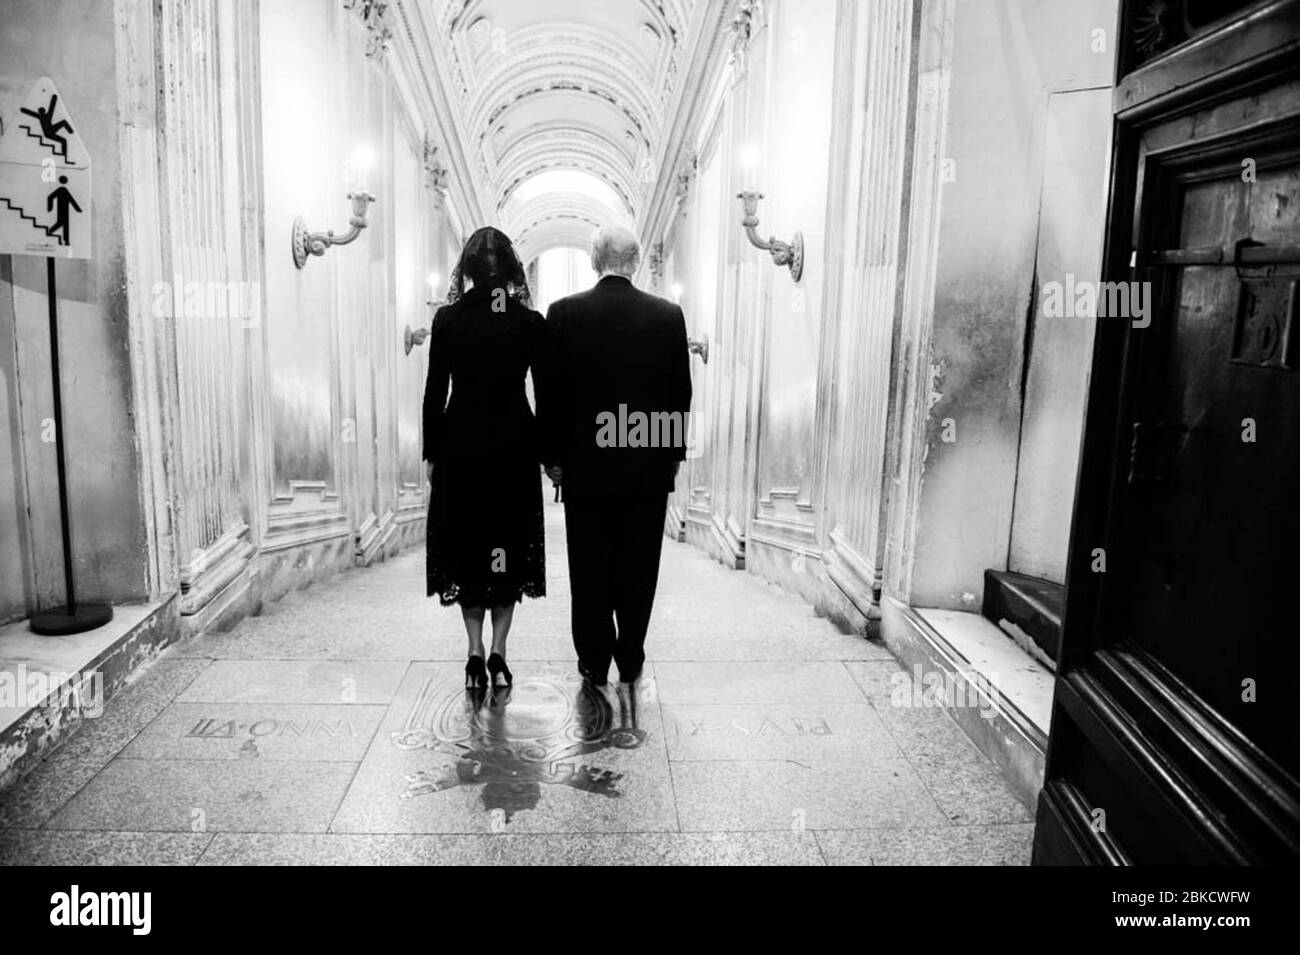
489,604,514,657
462,606,486,659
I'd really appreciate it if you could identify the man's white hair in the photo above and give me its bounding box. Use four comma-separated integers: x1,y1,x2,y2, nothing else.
590,225,641,276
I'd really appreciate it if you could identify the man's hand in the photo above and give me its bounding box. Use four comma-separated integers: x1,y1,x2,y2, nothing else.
425,460,435,485
545,464,563,485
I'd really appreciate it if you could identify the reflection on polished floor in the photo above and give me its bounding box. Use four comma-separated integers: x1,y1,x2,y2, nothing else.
0,503,1032,865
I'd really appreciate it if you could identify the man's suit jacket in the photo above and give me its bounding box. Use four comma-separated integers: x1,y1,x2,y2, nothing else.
542,274,692,499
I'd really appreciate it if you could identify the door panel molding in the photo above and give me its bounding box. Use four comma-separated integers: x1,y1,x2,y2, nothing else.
1048,649,1300,863
1036,0,1300,864
1115,0,1300,120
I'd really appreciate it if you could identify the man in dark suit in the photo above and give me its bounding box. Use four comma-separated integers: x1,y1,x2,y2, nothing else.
541,225,693,686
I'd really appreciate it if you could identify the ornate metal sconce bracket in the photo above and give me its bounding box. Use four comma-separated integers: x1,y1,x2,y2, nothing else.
291,190,376,269
404,294,448,355
737,190,803,282
403,325,429,356
687,332,710,365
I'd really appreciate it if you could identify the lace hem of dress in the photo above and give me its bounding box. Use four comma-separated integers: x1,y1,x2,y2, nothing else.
426,574,546,608
425,521,547,608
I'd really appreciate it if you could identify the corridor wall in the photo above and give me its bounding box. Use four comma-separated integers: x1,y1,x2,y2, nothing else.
1,0,464,637
0,0,149,625
651,0,919,631
894,0,1117,610
648,0,1117,633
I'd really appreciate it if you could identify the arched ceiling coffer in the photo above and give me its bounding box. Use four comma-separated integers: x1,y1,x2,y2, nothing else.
427,0,694,257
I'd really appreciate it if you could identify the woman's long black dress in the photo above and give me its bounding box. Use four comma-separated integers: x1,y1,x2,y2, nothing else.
422,284,546,607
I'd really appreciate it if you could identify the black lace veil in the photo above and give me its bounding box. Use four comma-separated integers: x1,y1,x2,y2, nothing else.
445,226,532,308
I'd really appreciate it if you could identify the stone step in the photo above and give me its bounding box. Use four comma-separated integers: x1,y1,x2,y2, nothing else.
0,600,177,788
982,570,1063,671
880,600,1052,810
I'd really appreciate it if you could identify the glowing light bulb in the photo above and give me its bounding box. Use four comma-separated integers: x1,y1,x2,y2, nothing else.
740,145,762,190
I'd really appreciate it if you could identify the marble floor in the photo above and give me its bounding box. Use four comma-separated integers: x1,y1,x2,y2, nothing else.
0,501,1033,865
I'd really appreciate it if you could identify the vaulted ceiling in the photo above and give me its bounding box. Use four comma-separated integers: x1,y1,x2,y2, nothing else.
426,0,696,262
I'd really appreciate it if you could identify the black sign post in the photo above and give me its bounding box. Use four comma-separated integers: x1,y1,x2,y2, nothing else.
0,78,111,634
29,256,112,635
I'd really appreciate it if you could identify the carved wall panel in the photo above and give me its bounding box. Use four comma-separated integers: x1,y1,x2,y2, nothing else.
345,46,395,564
157,0,260,620
717,48,762,555
685,128,725,522
259,0,354,550
262,1,340,498
751,0,836,536
392,121,431,532
819,0,916,608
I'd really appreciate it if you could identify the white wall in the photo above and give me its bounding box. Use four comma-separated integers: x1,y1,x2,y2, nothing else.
904,0,1118,606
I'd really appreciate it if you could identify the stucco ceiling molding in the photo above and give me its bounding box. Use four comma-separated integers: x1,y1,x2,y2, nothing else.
639,0,736,251
496,155,637,217
491,120,641,193
509,192,628,258
468,27,657,97
516,215,608,261
390,0,491,229
475,79,656,154
507,191,626,235
468,47,661,144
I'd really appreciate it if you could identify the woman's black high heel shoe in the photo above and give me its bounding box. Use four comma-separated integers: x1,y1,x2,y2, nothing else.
465,655,487,690
487,653,513,687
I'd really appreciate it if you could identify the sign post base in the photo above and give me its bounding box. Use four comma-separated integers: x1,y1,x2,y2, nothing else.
30,603,113,636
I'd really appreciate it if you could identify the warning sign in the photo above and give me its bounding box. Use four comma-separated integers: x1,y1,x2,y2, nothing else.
0,77,92,259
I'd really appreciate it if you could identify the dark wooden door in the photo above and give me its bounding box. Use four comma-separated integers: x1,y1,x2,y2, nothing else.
1034,0,1300,864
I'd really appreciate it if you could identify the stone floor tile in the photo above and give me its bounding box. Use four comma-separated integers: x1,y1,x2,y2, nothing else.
120,702,388,762
670,758,949,832
199,830,824,866
45,759,356,833
815,824,1034,865
0,658,211,829
177,660,407,705
0,505,1034,863
0,829,212,866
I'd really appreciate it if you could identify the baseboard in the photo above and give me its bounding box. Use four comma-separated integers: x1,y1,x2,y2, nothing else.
664,502,686,542
683,509,744,568
879,597,1051,810
0,597,179,788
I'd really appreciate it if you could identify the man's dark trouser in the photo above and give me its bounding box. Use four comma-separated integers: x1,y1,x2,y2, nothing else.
563,492,668,682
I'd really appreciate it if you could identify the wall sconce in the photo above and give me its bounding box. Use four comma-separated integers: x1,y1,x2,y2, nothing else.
403,325,428,355
425,271,446,312
404,271,446,355
291,190,376,269
736,190,803,282
687,332,710,364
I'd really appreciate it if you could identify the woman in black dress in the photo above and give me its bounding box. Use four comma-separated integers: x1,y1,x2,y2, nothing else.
423,227,547,691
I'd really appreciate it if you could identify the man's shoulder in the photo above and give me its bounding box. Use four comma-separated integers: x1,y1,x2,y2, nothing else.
549,288,593,312
631,286,682,315
629,288,685,331
555,283,681,318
